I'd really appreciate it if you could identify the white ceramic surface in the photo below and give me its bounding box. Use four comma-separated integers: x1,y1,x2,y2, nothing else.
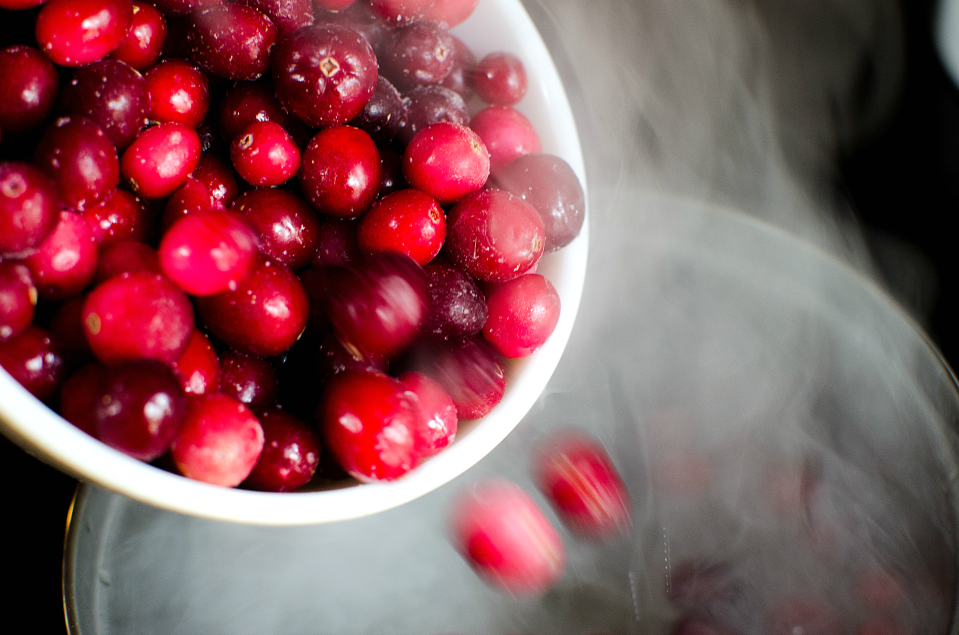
0,0,588,525
937,0,959,88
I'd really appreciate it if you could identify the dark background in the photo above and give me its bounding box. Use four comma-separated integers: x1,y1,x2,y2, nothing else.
3,0,959,631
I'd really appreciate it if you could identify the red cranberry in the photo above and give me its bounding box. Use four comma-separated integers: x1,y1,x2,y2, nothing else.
235,0,313,35
381,20,454,91
192,153,240,209
0,162,61,259
299,125,382,219
424,0,479,27
402,122,490,205
59,363,107,436
474,52,527,106
35,0,134,67
368,0,432,25
219,350,278,411
170,393,265,487
423,262,487,343
357,189,446,265
438,35,477,100
92,239,161,284
82,272,194,365
111,1,167,70
231,188,319,271
34,117,120,212
0,46,60,134
483,273,559,358
24,211,99,301
59,60,151,150
312,218,361,268
171,329,220,395
230,121,301,187
121,122,201,198
272,23,378,128
217,81,291,143
243,408,320,491
349,76,407,146
82,189,151,246
186,3,278,81
398,370,457,458
449,479,565,596
470,105,541,175
0,262,37,342
407,336,505,419
195,254,309,357
0,325,66,402
145,59,210,128
161,176,222,231
396,84,469,146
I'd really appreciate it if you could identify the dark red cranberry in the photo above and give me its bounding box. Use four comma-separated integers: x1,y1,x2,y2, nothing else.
192,153,240,209
316,330,388,381
378,146,406,196
313,0,354,9
243,408,320,491
59,60,151,150
24,211,99,301
424,0,479,27
0,0,46,9
470,106,541,175
402,122,489,205
186,3,278,81
368,0,432,25
82,272,195,365
160,176,222,231
0,46,60,134
217,81,291,143
381,20,454,91
59,363,107,436
357,188,446,265
145,59,210,128
0,262,37,343
231,188,319,271
235,0,313,35
438,35,476,100
34,116,120,212
230,121,301,187
398,370,457,458
272,23,378,128
396,84,468,146
35,0,133,67
349,76,407,146
195,254,309,357
171,329,220,395
483,273,559,358
315,0,387,56
82,188,151,246
49,296,94,364
422,262,487,343
121,122,201,198
93,239,161,284
152,0,222,16
298,125,381,219
170,393,265,487
0,325,66,402
219,350,278,411
311,218,361,268
406,336,505,419
0,162,61,259
111,1,167,70
474,52,527,106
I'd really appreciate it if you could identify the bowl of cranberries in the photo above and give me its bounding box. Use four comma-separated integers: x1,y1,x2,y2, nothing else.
0,0,588,523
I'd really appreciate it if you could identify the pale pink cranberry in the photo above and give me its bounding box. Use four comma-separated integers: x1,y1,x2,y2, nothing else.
357,189,446,265
111,2,167,70
34,116,120,212
59,363,108,436
0,325,66,402
145,59,210,128
231,188,319,271
159,211,259,296
407,336,505,419
402,122,490,205
171,329,220,395
235,0,313,35
219,350,278,411
399,370,457,458
186,3,278,81
192,153,240,209
35,0,134,67
0,262,37,343
369,0,432,25
121,122,202,198
82,272,195,365
93,240,161,284
0,162,61,259
59,59,151,150
474,52,527,106
438,35,477,100
380,20,455,91
24,211,99,301
449,479,565,596
483,273,559,358
424,0,479,27
299,125,382,218
470,106,541,175
230,121,301,187
160,176,223,231
243,408,320,491
0,45,60,134
170,393,265,487
82,189,151,246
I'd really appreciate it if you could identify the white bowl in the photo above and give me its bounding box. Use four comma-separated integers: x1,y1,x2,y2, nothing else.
0,0,588,525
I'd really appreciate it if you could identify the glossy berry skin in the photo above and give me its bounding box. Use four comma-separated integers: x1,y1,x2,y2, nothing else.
145,59,210,128
230,121,301,187
402,122,490,205
244,408,320,491
34,117,120,212
193,153,240,209
35,0,134,67
94,360,187,461
299,126,381,219
470,106,541,175
170,329,220,395
60,60,151,150
423,262,487,342
170,393,265,487
532,431,631,540
0,162,61,259
381,20,455,91
272,23,378,128
474,52,527,106
0,262,37,342
438,35,477,100
161,176,222,231
357,189,446,265
0,46,60,134
399,370,457,458
236,0,314,35
449,479,565,596
111,2,167,70
121,122,201,198
483,273,559,358
231,188,319,271
82,188,150,246
409,336,505,419
24,211,100,301
0,325,66,402
445,189,545,282
424,0,479,27
320,369,428,482
219,350,278,411
217,81,292,143
186,3,278,81
396,84,468,146
159,211,258,296
349,76,407,146
82,272,194,365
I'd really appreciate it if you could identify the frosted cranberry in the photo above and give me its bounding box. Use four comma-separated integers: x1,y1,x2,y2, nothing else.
0,162,61,259
272,23,378,128
82,189,150,246
59,363,107,436
145,59,209,128
349,76,407,146
36,0,133,67
299,126,381,219
324,252,428,359
396,85,468,147
82,272,194,365
398,370,456,458
0,262,37,342
0,325,65,401
171,329,220,396
446,189,544,282
483,273,559,358
470,106,541,175
111,2,167,70
498,153,585,252
438,35,476,100
368,0,432,25
219,350,278,411
159,211,258,296
24,211,99,300
312,218,361,268
192,153,240,209
408,336,505,419
381,20,454,91
357,189,446,265
93,239,160,284
171,393,265,487
0,46,59,134
235,0,313,35
424,0,478,27
186,4,277,81
59,60,150,150
402,122,489,205
152,0,222,16
768,598,844,635
474,52,527,106
449,479,565,596
34,117,120,212
231,188,319,271
196,254,309,357
320,369,429,482
423,262,486,342
160,176,221,231
230,121,301,187
243,408,320,491
49,296,94,363
121,122,201,198
316,330,387,381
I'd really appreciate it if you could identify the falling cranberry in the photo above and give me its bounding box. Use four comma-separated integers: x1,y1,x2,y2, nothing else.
407,336,505,420
243,408,320,492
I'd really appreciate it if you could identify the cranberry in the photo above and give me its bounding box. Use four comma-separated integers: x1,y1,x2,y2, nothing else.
532,430,632,540
312,218,361,268
243,408,320,491
82,189,151,246
398,370,457,458
186,3,278,81
272,23,378,128
474,52,527,106
0,46,60,134
217,81,292,143
357,189,445,265
170,329,220,395
160,176,222,231
449,479,565,596
170,393,265,487
396,84,469,147
34,117,120,212
192,153,240,209
407,336,505,419
438,35,476,100
145,59,210,128
121,122,201,198
470,105,541,175
319,369,429,482
59,363,107,436
35,0,134,67
231,188,319,271
299,126,382,219
422,262,487,342
219,350,278,411
368,0,432,25
111,1,167,70
402,122,490,205
230,121,301,187
0,262,37,342
482,273,559,358
0,325,66,402
381,20,454,91
93,240,160,285
315,0,387,56
349,76,407,146
424,0,479,27
24,210,99,301
445,188,544,282
0,162,61,259
235,0,313,35
82,272,194,365
159,210,258,296
195,254,309,357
